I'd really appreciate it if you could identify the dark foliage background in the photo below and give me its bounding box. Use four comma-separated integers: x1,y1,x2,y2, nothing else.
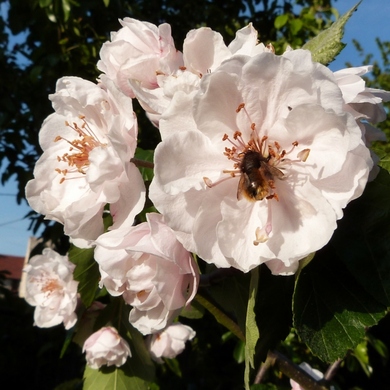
1,1,389,389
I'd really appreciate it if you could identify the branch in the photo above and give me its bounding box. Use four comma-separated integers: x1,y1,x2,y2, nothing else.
254,350,333,390
254,353,276,384
194,293,245,342
130,157,154,169
324,358,342,381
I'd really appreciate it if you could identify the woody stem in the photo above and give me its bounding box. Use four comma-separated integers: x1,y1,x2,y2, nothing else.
130,157,154,169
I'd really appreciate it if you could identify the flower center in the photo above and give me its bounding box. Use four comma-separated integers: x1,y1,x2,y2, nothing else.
225,130,290,202
31,272,63,298
42,277,62,294
203,102,310,244
54,115,107,183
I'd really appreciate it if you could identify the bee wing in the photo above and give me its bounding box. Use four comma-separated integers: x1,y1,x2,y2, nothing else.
237,173,249,200
262,163,284,180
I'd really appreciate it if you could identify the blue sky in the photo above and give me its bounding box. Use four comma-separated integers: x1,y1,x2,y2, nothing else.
0,0,388,257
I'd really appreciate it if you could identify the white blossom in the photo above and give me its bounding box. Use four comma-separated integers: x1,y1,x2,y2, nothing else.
333,65,389,145
334,66,390,179
94,213,199,335
182,23,271,78
146,323,196,363
23,248,78,329
98,21,271,128
26,76,145,247
83,326,131,369
334,65,390,124
98,17,183,98
150,49,373,274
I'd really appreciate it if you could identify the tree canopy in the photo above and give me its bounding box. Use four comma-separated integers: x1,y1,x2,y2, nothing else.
1,1,390,389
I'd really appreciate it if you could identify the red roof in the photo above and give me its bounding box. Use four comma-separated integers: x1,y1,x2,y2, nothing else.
0,254,25,280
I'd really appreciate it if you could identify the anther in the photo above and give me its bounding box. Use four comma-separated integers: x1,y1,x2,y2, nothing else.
233,131,242,139
203,177,213,187
297,148,310,162
236,103,245,112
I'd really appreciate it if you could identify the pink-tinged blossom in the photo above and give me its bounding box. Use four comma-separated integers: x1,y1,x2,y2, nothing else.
83,326,131,369
182,23,271,78
98,21,271,128
97,18,183,98
334,65,390,124
150,49,373,274
23,248,78,330
334,66,390,179
94,213,199,335
156,24,273,139
146,323,196,363
25,76,145,247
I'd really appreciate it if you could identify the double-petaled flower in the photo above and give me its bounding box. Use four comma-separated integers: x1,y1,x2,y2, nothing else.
150,49,373,274
26,76,145,247
23,248,79,329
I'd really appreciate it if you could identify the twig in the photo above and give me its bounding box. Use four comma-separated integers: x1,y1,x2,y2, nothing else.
255,350,332,390
194,294,245,342
130,157,154,169
324,358,342,381
254,353,276,384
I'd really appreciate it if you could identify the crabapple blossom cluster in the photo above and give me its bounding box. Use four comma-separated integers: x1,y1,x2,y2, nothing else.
97,17,389,274
23,248,79,330
25,16,390,371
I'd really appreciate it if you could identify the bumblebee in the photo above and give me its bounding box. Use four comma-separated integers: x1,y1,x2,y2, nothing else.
237,150,284,201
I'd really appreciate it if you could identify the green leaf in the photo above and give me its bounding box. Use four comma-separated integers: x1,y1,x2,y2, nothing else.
294,168,390,362
61,0,71,22
103,210,113,232
244,268,260,390
54,379,83,390
294,254,385,362
39,0,52,7
353,340,372,377
69,245,101,307
83,363,150,390
83,303,155,389
44,7,57,23
330,169,390,306
367,332,389,360
120,306,156,384
302,1,362,65
179,299,205,319
274,14,288,29
289,19,303,35
233,339,245,364
378,153,390,173
163,358,182,377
